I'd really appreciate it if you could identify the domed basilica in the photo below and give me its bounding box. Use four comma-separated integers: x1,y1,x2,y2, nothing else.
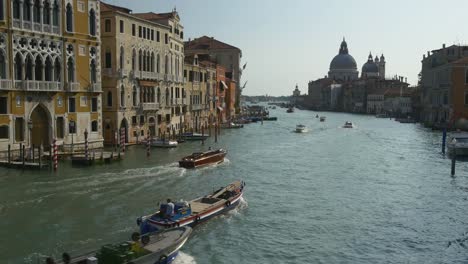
328,38,385,81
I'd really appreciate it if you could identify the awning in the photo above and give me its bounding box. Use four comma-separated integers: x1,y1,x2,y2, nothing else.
217,106,224,111
220,81,228,89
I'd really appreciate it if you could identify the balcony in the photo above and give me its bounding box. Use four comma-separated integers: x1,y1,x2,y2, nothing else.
119,69,129,78
0,80,12,90
192,104,204,111
66,82,80,92
140,102,160,111
12,19,61,35
90,83,102,92
181,98,187,105
14,80,61,92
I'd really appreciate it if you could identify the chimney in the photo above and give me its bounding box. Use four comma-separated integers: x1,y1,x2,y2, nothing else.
427,51,430,56
443,43,446,49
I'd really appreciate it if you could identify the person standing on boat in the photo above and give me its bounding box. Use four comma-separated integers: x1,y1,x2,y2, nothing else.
166,199,175,218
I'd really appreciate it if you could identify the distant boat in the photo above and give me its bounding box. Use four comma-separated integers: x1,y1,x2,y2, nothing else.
316,114,319,118
287,107,294,113
46,227,192,264
319,116,326,122
295,124,308,133
264,117,278,121
181,132,209,141
179,149,227,169
343,121,354,128
145,139,178,148
375,113,388,118
221,122,244,129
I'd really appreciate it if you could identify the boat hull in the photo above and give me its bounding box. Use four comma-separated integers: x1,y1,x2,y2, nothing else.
179,152,226,169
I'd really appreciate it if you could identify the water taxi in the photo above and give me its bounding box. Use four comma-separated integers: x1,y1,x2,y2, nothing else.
45,227,192,264
179,149,227,169
137,181,245,234
295,124,308,133
343,121,354,128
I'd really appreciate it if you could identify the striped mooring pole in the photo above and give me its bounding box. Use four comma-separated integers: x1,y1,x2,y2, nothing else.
146,134,151,157
120,127,125,153
53,138,58,171
84,129,89,160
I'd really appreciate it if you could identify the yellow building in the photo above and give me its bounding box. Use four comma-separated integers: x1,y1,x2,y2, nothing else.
100,3,184,145
0,0,102,152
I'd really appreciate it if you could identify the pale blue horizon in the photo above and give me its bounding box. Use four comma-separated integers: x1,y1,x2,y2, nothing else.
108,0,468,96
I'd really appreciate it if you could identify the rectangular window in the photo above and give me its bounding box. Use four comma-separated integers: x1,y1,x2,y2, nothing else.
68,121,76,134
131,116,137,125
143,27,146,39
105,52,112,68
0,97,7,114
56,117,64,138
132,24,136,36
78,45,86,56
15,118,24,142
147,28,150,39
189,71,193,82
91,120,98,132
91,97,98,112
151,30,154,40
465,92,468,105
0,126,8,139
157,31,160,42
105,19,111,32
68,97,76,112
119,20,124,33
139,26,142,37
165,33,168,44
157,115,162,123
139,115,144,125
184,70,187,78
80,96,88,107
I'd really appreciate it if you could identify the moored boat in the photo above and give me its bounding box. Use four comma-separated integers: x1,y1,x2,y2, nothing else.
264,117,278,121
45,227,192,264
137,180,245,234
447,132,468,156
179,149,227,169
343,121,354,128
144,139,178,148
287,107,294,113
181,132,209,141
295,124,308,133
221,122,244,129
319,116,326,122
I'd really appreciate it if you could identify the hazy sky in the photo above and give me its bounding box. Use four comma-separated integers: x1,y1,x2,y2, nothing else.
109,0,467,96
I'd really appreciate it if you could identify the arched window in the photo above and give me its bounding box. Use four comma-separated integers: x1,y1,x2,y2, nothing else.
165,88,169,105
151,87,155,102
25,55,33,80
23,0,31,21
52,1,59,26
132,86,137,106
34,56,43,81
33,0,40,23
0,51,6,79
66,3,73,32
67,57,74,82
142,51,146,71
156,54,160,73
89,9,96,36
138,50,142,71
151,53,155,72
90,59,97,83
131,49,136,70
157,87,161,103
175,56,179,76
146,52,150,72
120,86,125,107
54,57,61,82
14,53,22,80
43,0,51,25
45,57,53,81
119,46,124,70
13,0,20,19
107,91,112,107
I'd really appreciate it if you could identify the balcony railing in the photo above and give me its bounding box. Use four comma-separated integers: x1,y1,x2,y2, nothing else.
14,80,61,92
0,80,12,90
66,82,80,92
12,19,61,35
140,102,160,111
90,83,102,92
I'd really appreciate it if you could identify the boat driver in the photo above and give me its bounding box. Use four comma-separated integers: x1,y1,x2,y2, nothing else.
166,199,175,218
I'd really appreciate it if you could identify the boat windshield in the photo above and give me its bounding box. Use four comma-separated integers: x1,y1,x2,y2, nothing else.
454,138,468,143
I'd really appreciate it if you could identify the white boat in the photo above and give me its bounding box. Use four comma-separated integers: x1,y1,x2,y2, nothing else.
343,121,354,128
319,116,326,122
295,124,308,133
447,132,468,156
146,139,178,148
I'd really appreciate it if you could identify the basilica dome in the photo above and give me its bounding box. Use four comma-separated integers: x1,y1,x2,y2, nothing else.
329,39,357,70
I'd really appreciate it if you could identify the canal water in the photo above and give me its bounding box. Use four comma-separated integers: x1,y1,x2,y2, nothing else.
1,107,468,263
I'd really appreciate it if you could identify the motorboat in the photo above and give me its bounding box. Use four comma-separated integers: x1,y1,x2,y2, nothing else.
179,149,227,169
343,121,354,128
264,117,278,121
319,116,326,122
295,124,308,133
221,122,244,129
287,107,294,113
145,139,178,148
181,132,209,141
45,227,192,264
447,132,468,156
137,180,245,234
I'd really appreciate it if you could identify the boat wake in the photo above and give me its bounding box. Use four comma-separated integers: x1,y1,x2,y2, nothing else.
173,251,197,264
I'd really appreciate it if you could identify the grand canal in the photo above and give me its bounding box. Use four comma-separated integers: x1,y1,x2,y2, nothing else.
1,107,468,263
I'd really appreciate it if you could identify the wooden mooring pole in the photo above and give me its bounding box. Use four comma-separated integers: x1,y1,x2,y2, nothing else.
7,144,11,164
442,127,447,154
451,154,456,176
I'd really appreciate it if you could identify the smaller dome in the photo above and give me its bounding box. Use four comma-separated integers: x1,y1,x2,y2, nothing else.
362,53,379,73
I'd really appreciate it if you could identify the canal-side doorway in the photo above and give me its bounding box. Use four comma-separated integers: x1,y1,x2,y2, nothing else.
30,104,50,149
